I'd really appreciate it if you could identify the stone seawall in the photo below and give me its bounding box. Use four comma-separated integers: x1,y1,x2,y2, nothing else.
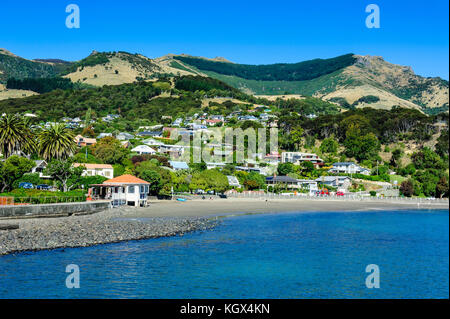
0,201,110,219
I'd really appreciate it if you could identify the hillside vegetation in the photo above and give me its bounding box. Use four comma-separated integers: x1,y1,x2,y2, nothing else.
0,75,340,122
0,51,60,83
174,54,356,81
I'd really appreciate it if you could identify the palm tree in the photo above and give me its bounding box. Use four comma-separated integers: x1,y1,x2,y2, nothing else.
38,123,77,160
0,114,35,158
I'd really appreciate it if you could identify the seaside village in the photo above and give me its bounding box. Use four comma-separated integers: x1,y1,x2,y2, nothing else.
0,109,409,208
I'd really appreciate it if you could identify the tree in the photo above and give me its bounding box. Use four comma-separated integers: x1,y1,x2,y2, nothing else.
320,137,338,155
0,114,35,158
12,173,42,189
411,147,445,170
0,155,35,192
436,176,449,198
90,136,129,164
435,130,449,159
240,171,266,190
139,169,162,195
45,159,84,192
38,123,77,160
289,127,304,150
390,148,403,167
277,162,295,175
400,179,414,197
190,169,229,193
344,127,380,161
81,125,96,138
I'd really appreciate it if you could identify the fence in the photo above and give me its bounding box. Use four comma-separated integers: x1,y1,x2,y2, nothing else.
0,196,86,206
225,192,449,204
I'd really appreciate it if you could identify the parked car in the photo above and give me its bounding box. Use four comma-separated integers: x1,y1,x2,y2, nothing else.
218,194,227,199
316,189,329,196
19,182,34,189
207,190,215,195
36,184,52,190
195,189,205,195
336,191,345,196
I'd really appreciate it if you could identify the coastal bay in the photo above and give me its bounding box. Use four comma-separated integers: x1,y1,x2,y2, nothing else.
0,198,447,256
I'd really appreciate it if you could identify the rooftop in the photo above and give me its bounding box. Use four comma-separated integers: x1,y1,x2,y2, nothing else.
103,174,150,185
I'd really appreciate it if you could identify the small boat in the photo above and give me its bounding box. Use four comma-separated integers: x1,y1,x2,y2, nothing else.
176,198,187,202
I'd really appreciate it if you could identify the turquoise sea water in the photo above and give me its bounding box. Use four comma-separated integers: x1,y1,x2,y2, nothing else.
0,209,448,299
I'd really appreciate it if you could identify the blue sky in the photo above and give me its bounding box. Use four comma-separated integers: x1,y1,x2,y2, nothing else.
1,0,448,79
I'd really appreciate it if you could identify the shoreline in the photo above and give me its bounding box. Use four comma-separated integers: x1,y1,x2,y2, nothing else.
0,198,448,256
136,197,449,218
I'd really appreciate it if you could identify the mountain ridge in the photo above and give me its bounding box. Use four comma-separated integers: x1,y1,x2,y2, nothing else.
0,48,448,113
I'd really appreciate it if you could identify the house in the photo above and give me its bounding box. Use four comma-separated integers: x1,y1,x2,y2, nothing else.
210,115,224,121
281,152,323,167
143,138,165,147
102,114,120,122
158,145,184,158
264,151,281,164
227,176,241,188
137,131,162,138
205,119,222,126
31,160,50,178
188,123,208,130
121,140,131,149
315,176,352,188
297,179,319,195
265,176,301,189
75,135,97,147
238,115,258,121
90,174,150,207
73,163,114,178
169,161,189,171
131,145,156,155
328,162,370,175
172,118,183,127
97,133,113,139
116,132,134,141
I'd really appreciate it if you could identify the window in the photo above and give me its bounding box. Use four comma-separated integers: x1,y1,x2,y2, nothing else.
128,186,135,193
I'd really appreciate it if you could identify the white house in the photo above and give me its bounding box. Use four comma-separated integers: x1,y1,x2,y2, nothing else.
158,145,184,158
131,145,157,155
73,163,114,178
91,174,150,207
97,133,113,139
143,138,165,147
282,152,323,166
116,132,134,141
31,160,50,178
315,176,352,188
328,162,370,175
227,175,241,188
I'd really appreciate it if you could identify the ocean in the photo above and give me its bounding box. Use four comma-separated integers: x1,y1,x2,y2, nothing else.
0,209,448,298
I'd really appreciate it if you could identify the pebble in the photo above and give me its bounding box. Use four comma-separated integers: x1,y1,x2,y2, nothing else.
0,207,220,255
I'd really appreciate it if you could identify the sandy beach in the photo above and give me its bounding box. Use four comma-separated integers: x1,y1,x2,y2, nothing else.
0,198,447,255
131,198,449,218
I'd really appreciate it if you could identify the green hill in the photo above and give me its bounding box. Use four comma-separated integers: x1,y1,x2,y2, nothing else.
0,50,62,83
174,54,356,82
